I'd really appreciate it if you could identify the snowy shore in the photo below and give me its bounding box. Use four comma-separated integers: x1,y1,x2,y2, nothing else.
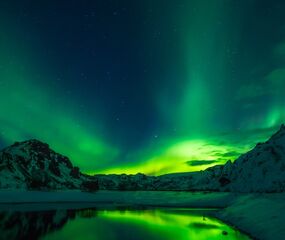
216,193,285,240
0,190,284,239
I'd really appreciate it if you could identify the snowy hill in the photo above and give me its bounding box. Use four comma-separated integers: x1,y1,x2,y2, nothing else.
219,124,285,192
1,125,285,192
94,124,285,192
154,124,285,192
0,140,97,190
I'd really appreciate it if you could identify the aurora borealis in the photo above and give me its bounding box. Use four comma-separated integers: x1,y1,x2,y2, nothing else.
0,0,285,175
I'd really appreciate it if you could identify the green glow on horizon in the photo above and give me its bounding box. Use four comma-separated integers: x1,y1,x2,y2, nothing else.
96,125,277,176
97,138,249,176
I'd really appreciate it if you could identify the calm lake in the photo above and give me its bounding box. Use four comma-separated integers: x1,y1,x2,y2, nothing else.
0,208,250,240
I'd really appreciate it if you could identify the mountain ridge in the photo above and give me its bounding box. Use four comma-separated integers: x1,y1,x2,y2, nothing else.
0,124,285,192
0,139,97,191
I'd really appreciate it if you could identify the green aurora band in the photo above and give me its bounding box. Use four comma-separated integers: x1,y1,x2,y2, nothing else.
0,24,118,172
0,0,285,175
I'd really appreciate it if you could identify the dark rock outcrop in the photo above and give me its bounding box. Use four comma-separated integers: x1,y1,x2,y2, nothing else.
0,139,97,190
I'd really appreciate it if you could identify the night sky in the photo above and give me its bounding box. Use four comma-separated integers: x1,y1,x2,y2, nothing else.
0,0,285,175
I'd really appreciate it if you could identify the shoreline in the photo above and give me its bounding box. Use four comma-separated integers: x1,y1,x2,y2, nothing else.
214,193,285,240
213,215,257,240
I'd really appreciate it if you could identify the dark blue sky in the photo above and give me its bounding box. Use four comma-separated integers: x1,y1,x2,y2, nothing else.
0,0,285,174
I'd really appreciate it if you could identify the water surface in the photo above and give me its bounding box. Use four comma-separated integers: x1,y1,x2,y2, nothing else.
0,207,250,240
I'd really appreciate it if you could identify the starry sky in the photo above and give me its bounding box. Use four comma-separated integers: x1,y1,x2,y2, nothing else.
0,0,285,175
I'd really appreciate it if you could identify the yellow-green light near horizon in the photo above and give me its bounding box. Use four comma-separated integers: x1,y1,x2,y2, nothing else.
97,138,252,176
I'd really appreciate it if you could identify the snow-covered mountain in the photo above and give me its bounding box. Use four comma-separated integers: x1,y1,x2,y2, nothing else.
215,124,285,192
1,124,285,192
0,139,97,190
152,124,285,192
94,124,285,192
